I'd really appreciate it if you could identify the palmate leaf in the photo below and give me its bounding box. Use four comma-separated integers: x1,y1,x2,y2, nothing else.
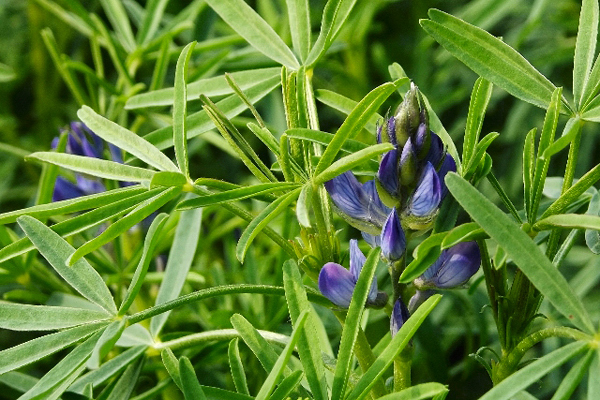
421,9,571,113
17,215,117,315
446,173,595,333
205,0,299,69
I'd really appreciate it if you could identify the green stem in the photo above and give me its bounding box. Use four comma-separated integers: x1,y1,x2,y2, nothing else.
477,239,505,347
390,257,405,303
127,284,330,324
354,327,388,397
394,344,413,391
492,326,591,384
154,329,289,350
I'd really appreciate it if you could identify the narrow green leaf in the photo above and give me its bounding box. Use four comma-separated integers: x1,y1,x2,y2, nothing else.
523,128,536,217
541,117,582,160
305,0,360,66
313,81,398,177
551,350,594,400
27,152,154,182
0,322,106,375
236,188,302,262
137,0,170,44
0,188,160,264
0,62,16,82
441,222,486,249
574,0,599,109
585,191,600,253
529,87,562,221
255,311,308,400
230,314,285,374
87,319,127,369
17,216,117,314
315,89,383,133
150,207,203,338
346,295,442,400
180,356,207,400
534,213,600,231
247,122,280,156
174,42,196,177
149,34,171,92
0,185,145,225
464,132,499,176
126,68,281,109
199,386,254,400
282,260,328,400
145,75,281,150
541,162,600,219
99,0,136,51
77,106,178,172
0,303,110,331
331,247,381,400
177,182,300,210
205,0,299,69
421,9,566,112
161,348,182,389
286,127,372,154
69,346,146,394
67,187,181,266
376,383,448,400
0,372,37,394
104,357,144,400
314,143,394,185
150,171,187,188
119,213,169,315
400,233,446,283
296,184,312,227
269,370,305,400
18,330,101,400
463,77,493,165
286,0,311,62
228,339,250,395
589,350,600,399
479,342,587,400
446,173,595,333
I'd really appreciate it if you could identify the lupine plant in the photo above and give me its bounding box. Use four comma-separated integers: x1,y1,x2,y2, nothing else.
0,0,600,399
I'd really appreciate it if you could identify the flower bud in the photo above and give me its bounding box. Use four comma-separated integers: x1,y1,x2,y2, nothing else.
399,140,418,186
376,149,400,207
413,123,431,160
377,116,397,146
380,208,406,262
409,162,441,217
390,298,410,337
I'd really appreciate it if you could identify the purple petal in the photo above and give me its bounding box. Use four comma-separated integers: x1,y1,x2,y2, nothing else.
434,242,481,288
386,116,397,146
408,290,434,314
318,262,356,308
410,162,441,217
376,149,400,199
362,180,391,225
413,123,430,158
53,176,85,202
437,154,457,198
349,240,378,302
325,171,370,221
380,208,406,262
424,132,444,168
361,231,381,248
390,298,410,337
109,143,124,163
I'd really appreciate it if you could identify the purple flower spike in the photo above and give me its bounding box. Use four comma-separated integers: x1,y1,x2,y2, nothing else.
390,298,410,337
53,176,86,202
376,149,400,200
409,162,441,217
380,208,406,262
416,242,481,289
318,262,357,308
